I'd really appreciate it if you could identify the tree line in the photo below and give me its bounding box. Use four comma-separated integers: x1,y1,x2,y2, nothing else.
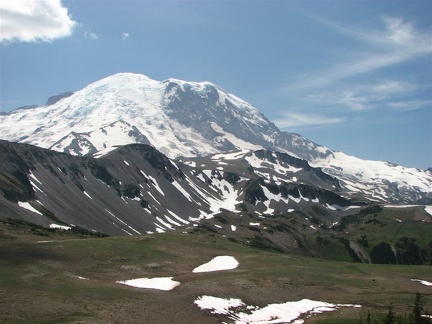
360,292,431,324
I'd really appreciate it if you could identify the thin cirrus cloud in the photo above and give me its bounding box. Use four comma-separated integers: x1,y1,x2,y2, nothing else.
290,15,431,90
0,0,76,43
276,113,347,128
387,99,432,111
306,80,422,111
122,32,130,40
275,15,431,128
84,31,98,40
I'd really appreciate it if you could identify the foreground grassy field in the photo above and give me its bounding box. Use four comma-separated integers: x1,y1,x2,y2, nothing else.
0,222,431,323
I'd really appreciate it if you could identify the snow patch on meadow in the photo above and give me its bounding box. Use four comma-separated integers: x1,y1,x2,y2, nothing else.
116,277,180,291
194,296,361,324
411,279,432,286
193,256,239,273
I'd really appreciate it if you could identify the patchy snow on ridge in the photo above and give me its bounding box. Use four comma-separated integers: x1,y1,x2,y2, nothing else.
312,151,432,201
210,122,262,151
49,224,71,230
17,201,43,215
211,149,250,161
116,277,180,291
385,205,432,216
194,296,361,324
192,256,239,273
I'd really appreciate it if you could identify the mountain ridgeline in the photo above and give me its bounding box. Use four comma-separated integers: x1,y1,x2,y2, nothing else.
0,72,431,263
1,140,432,264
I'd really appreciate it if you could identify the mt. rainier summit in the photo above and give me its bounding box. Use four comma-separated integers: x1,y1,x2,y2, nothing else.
0,72,430,204
0,73,322,159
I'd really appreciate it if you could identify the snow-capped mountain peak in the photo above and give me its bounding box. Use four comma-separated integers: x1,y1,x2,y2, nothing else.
1,72,274,158
0,72,430,204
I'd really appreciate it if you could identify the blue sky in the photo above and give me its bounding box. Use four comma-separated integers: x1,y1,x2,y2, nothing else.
0,0,431,169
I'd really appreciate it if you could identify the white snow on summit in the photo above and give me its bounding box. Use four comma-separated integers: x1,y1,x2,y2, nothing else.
0,73,221,158
1,72,430,204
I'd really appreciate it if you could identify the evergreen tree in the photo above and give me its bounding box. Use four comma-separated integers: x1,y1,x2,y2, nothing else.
409,291,424,324
383,303,397,324
367,310,372,324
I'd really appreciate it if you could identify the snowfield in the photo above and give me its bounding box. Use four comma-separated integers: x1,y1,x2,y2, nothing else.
49,224,71,230
116,277,180,291
1,72,429,205
411,279,432,287
194,296,361,324
17,201,43,215
193,256,239,273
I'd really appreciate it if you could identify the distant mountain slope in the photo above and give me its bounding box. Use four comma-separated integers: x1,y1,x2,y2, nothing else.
1,140,431,264
0,73,430,203
0,140,361,236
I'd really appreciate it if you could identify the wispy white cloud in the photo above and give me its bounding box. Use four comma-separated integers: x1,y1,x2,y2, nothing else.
381,16,417,46
371,80,416,94
306,80,420,111
122,32,130,40
276,112,347,128
277,14,431,127
0,0,76,43
84,31,98,40
387,99,432,111
286,15,431,92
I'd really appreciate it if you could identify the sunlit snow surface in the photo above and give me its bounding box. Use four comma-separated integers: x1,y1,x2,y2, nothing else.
192,256,239,273
411,279,432,286
194,296,361,324
0,73,236,158
311,151,431,201
17,201,42,215
116,277,180,291
1,73,430,205
49,224,71,230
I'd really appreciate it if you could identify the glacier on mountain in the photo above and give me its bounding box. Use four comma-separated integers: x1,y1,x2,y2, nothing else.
0,72,430,204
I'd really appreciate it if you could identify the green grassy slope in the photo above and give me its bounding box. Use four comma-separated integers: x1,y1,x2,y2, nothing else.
0,220,431,323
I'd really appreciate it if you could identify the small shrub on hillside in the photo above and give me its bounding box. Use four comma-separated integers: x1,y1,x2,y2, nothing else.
357,234,369,248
